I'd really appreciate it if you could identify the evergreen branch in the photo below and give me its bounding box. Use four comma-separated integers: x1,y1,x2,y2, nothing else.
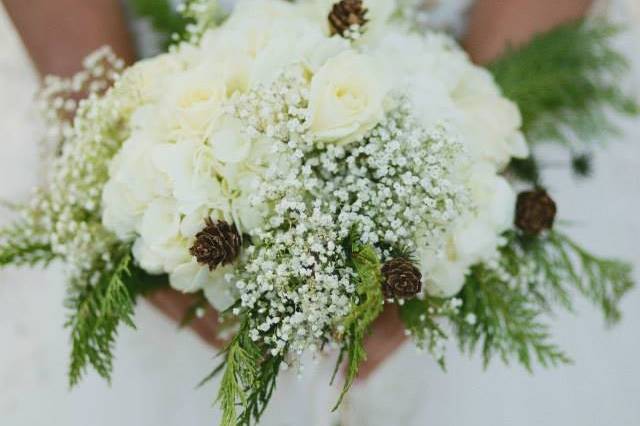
453,263,572,371
127,0,188,45
66,252,137,387
333,243,384,411
238,354,283,425
491,19,638,142
452,230,634,371
214,320,281,426
547,231,634,324
490,19,639,183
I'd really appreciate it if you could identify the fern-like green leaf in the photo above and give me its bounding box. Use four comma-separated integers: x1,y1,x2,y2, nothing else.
333,243,384,410
490,19,639,183
66,252,136,387
454,263,572,371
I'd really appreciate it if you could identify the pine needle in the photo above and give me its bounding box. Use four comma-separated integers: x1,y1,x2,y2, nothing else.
332,243,384,411
66,252,136,387
212,319,283,426
490,19,639,183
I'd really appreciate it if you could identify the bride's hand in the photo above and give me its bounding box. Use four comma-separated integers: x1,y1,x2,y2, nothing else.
464,0,592,64
147,287,408,381
357,303,408,381
146,288,228,349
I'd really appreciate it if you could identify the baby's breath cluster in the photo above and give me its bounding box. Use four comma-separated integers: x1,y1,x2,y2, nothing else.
7,48,149,284
224,65,468,359
37,47,125,161
319,105,468,256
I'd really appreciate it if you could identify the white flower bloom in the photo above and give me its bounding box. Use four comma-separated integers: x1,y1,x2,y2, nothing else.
453,68,529,167
308,50,389,144
102,130,170,240
170,260,211,293
151,141,228,216
209,116,253,164
170,260,237,311
421,165,516,297
159,64,228,143
138,198,181,246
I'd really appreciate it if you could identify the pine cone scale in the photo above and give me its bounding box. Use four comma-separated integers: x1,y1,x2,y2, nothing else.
381,258,422,299
190,218,241,270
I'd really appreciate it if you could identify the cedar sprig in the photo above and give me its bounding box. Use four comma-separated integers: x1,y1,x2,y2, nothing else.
449,230,633,371
66,251,136,386
398,297,450,369
211,319,283,426
452,261,572,371
490,19,639,183
332,242,384,410
65,250,168,387
521,230,634,324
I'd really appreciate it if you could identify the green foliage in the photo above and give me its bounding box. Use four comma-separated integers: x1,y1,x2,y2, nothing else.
490,19,639,184
212,321,282,426
450,230,634,371
333,243,384,410
66,250,168,387
453,262,572,371
127,0,188,46
66,252,135,386
523,231,634,324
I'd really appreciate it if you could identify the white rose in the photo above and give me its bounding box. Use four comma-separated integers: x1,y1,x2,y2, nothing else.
308,50,389,144
160,64,228,143
120,53,184,105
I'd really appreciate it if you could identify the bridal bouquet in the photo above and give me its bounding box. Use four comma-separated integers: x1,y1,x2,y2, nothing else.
1,0,636,424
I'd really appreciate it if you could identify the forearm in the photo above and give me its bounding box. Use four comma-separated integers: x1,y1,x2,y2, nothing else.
2,0,136,77
464,0,593,64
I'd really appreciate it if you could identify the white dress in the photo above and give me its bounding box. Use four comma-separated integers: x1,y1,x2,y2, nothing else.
1,2,639,426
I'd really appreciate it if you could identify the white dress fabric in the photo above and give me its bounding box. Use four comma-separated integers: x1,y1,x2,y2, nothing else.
1,1,639,425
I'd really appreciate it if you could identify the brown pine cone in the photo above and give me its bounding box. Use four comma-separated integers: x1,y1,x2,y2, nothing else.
515,189,557,236
190,218,241,270
328,0,369,37
381,258,422,299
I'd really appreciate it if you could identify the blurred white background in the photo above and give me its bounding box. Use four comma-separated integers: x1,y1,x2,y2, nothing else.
1,2,639,426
